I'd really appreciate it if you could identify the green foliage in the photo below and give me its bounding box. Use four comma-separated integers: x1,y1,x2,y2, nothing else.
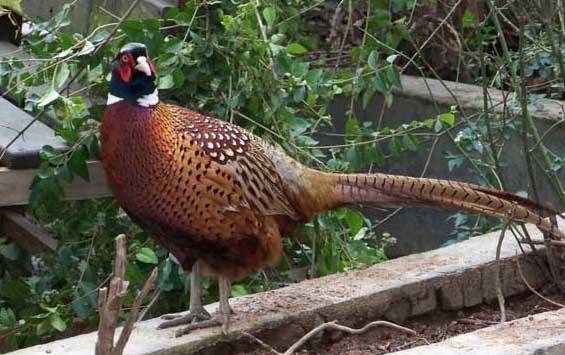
0,0,456,350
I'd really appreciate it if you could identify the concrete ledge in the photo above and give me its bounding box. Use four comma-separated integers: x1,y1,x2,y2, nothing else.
11,220,562,355
393,307,565,355
397,75,565,123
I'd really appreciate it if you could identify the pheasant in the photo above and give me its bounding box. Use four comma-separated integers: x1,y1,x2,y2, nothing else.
101,43,564,336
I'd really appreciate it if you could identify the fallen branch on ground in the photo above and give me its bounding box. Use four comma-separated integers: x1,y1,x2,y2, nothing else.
95,234,159,355
242,319,417,355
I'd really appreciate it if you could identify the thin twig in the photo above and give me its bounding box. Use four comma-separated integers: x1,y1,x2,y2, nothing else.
516,257,565,308
494,220,510,323
96,235,159,355
113,268,159,355
242,320,417,355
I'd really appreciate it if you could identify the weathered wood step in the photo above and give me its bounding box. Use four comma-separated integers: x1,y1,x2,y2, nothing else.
0,96,67,169
0,41,67,169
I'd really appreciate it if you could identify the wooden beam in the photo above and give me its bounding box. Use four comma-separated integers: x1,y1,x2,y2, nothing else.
0,160,113,207
0,209,57,253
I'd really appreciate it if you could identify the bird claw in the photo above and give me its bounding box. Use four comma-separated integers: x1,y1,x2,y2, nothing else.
158,309,232,337
173,315,223,337
158,307,212,328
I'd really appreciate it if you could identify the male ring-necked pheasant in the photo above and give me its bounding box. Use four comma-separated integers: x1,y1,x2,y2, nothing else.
101,43,564,336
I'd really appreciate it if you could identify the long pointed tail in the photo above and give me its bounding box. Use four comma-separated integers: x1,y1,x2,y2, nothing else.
312,171,564,239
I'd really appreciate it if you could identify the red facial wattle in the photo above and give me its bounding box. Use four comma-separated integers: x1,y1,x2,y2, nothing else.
119,65,133,83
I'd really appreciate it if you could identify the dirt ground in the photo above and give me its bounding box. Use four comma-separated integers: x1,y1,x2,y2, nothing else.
240,288,565,355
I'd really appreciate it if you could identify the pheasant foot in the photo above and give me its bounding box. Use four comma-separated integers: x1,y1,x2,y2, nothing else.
159,275,233,336
157,261,212,329
158,306,212,324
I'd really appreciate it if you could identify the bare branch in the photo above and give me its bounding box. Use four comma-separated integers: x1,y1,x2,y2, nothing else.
242,319,417,355
96,235,159,355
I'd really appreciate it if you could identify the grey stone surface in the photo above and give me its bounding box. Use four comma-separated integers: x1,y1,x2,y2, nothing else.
10,220,561,355
392,307,565,355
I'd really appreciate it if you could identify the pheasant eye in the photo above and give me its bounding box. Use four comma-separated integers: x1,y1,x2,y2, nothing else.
121,55,129,63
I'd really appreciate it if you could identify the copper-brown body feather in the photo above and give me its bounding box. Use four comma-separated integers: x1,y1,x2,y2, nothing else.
101,101,563,280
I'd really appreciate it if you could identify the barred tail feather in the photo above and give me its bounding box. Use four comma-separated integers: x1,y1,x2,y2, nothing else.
327,173,564,239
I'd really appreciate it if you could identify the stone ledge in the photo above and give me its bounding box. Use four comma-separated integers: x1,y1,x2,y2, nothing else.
10,220,562,355
397,75,565,123
392,307,565,355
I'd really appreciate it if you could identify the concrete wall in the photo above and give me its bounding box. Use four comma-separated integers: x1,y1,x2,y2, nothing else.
325,76,565,256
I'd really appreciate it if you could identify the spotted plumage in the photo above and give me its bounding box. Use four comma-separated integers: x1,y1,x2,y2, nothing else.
101,43,564,337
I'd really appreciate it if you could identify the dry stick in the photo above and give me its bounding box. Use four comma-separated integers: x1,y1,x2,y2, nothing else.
112,268,159,355
95,235,159,355
478,22,504,189
494,220,510,323
95,235,129,355
516,256,565,309
243,320,417,355
518,238,565,247
543,215,565,292
517,21,541,206
0,0,142,163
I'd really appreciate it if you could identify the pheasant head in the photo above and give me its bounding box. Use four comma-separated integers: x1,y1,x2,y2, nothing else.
108,42,158,107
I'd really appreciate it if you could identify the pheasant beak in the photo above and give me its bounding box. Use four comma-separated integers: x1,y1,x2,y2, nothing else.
135,56,153,77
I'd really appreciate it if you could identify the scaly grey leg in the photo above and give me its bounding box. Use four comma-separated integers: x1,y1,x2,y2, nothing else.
158,261,212,328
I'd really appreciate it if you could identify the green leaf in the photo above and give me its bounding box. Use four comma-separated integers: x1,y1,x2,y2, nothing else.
263,7,276,28
401,134,419,151
365,145,385,166
231,284,248,297
38,88,60,107
136,247,158,264
367,50,378,69
345,118,361,137
447,155,464,172
0,308,16,327
163,38,184,54
305,69,322,86
0,242,20,261
158,74,175,90
438,112,455,126
343,210,364,234
423,118,435,129
77,41,95,56
86,64,104,83
36,319,51,335
40,145,60,163
463,8,478,28
68,146,90,182
0,0,22,15
287,43,308,55
385,65,402,88
54,63,70,89
49,314,66,332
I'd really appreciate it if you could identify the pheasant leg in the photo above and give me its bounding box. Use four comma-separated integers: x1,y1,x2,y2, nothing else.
158,261,211,328
166,275,233,337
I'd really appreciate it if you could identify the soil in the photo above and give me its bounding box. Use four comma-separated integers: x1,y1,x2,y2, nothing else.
240,288,565,355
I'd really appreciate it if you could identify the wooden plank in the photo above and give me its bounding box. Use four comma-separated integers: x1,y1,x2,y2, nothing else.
0,96,67,169
0,41,67,169
0,160,112,207
0,209,57,253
